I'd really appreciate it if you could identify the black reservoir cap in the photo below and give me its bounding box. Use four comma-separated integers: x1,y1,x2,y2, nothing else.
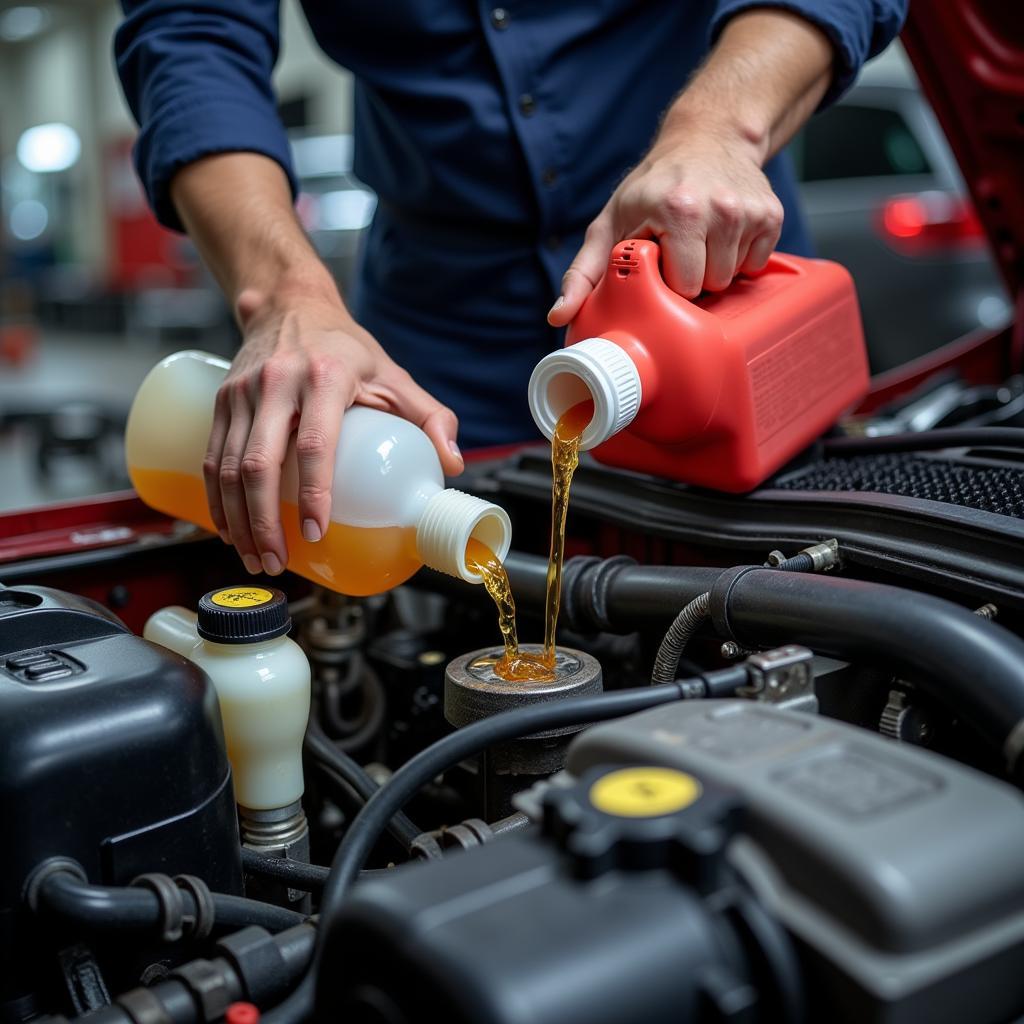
542,764,741,886
197,586,290,644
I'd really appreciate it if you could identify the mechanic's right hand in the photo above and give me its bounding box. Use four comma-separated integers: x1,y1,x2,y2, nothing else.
204,287,464,576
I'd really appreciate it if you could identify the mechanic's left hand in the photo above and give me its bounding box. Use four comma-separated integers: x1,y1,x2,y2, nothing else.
548,121,784,325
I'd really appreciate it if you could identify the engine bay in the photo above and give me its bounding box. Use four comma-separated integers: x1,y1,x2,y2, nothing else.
3,363,1024,1024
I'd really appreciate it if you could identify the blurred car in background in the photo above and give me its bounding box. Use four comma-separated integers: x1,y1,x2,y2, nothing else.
793,46,1009,373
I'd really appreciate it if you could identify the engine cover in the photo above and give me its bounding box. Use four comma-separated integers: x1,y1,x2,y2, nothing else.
570,700,1024,1023
0,584,241,1007
317,701,1024,1024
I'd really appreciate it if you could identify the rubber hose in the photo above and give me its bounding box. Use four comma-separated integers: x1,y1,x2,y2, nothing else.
712,567,1024,777
304,717,421,849
321,657,387,752
240,849,390,894
648,549,815,684
412,552,720,630
261,666,749,1024
241,848,330,894
59,923,318,1024
650,592,711,683
514,554,1024,775
500,553,723,632
35,871,306,935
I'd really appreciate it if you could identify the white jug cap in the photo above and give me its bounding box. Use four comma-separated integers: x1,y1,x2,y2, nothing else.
528,337,641,450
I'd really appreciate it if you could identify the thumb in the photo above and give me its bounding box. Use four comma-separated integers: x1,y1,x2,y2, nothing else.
548,216,614,327
421,407,464,477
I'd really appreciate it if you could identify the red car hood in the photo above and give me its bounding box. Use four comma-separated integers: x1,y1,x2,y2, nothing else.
902,2,1023,309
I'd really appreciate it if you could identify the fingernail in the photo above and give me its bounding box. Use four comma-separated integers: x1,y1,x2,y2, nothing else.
448,440,463,464
302,518,322,543
219,529,231,545
262,553,283,576
242,554,261,575
549,295,565,316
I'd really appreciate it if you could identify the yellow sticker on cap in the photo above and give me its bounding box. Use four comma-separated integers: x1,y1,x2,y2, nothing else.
589,767,701,818
210,587,275,609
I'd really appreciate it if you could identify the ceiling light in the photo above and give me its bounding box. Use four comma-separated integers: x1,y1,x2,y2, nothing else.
290,134,354,178
17,123,81,174
0,6,50,43
317,188,376,231
9,198,48,241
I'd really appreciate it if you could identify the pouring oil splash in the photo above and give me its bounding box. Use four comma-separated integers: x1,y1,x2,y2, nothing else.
465,398,593,682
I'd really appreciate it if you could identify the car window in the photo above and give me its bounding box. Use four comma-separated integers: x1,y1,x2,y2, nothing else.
793,105,932,182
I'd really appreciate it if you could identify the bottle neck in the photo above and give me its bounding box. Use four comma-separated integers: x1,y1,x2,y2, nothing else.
415,488,512,583
200,636,289,657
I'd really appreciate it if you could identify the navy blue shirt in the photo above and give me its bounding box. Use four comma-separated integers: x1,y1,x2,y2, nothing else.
116,0,905,448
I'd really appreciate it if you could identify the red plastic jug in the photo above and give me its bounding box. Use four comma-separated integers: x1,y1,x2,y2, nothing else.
529,239,868,492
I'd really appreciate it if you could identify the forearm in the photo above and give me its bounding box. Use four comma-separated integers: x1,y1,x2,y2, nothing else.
167,150,461,575
170,152,340,320
659,9,834,165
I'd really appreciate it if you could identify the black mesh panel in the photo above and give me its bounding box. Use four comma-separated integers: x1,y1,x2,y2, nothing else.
775,453,1024,519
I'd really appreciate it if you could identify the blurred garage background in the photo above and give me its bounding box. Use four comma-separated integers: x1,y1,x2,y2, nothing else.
0,1,1011,512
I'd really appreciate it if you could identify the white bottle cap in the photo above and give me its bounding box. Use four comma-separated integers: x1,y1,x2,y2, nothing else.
416,488,512,583
528,337,642,451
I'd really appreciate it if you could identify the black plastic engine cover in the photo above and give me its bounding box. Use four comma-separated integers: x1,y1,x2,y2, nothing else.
0,584,241,1003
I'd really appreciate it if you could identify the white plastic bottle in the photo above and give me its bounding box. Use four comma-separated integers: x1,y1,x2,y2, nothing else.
125,350,512,595
144,585,310,813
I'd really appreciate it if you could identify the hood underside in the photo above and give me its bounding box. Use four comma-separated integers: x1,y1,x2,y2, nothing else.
902,2,1024,303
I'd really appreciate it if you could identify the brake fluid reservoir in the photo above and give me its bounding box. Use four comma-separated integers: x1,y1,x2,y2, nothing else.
126,350,512,595
144,586,310,812
529,239,869,492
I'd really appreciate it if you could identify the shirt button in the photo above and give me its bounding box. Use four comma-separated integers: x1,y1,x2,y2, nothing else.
541,167,559,187
491,7,509,30
545,235,562,251
518,93,536,117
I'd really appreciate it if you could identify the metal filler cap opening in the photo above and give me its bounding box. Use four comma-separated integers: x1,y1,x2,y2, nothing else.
444,645,603,734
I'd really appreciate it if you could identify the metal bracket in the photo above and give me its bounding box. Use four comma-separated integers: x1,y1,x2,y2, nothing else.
801,538,841,572
739,645,817,713
766,538,840,572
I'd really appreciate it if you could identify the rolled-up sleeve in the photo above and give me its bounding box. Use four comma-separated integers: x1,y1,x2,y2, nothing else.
115,0,296,231
709,0,908,109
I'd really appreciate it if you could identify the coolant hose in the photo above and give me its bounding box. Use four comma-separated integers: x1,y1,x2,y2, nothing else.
242,848,331,894
414,552,721,626
506,553,721,630
709,567,1024,779
506,552,1024,776
33,868,306,936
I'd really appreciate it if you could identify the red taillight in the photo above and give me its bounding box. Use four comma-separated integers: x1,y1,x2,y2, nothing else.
876,191,985,254
881,196,929,238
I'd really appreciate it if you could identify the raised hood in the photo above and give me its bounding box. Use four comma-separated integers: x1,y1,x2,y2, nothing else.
902,2,1024,306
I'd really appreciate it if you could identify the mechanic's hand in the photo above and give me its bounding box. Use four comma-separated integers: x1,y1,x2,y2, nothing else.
548,123,784,325
205,289,463,576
